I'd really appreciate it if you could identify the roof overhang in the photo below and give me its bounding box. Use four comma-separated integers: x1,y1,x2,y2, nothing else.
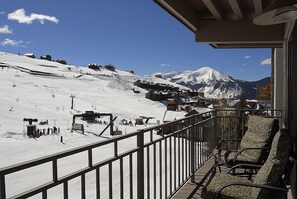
154,0,286,48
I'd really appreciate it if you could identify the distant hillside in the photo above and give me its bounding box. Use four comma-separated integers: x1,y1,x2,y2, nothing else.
234,77,271,99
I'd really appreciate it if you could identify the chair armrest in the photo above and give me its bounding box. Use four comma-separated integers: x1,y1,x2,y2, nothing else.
228,164,262,174
214,140,241,165
215,182,288,199
233,147,270,164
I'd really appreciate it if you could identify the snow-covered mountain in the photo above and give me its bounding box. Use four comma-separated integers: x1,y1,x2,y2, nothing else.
155,67,242,99
159,67,233,85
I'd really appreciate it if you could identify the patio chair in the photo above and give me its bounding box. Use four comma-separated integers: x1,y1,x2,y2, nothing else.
214,115,279,169
201,129,292,199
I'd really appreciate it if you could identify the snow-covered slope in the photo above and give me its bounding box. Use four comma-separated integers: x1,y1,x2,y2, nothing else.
0,52,196,198
200,81,242,99
0,52,190,166
155,67,242,99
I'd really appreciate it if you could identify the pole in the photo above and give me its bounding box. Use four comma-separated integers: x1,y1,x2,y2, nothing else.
98,116,117,136
110,115,114,135
70,95,75,109
137,131,144,199
0,173,6,199
190,117,195,183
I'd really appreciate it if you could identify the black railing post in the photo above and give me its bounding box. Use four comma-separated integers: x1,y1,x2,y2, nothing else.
213,110,218,151
137,130,144,199
0,174,6,199
110,115,114,136
190,117,195,183
53,160,58,182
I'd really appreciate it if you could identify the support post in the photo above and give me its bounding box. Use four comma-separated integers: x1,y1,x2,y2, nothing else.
70,95,75,109
0,174,6,199
53,160,58,182
190,117,195,183
213,110,218,151
110,115,114,136
137,131,144,199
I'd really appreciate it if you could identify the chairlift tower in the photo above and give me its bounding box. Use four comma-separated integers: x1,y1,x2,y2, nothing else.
70,94,75,109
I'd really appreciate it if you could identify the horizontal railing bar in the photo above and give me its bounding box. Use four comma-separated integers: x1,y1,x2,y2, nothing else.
8,123,213,198
7,148,139,199
215,109,283,113
0,134,138,175
142,117,215,148
92,148,139,168
0,112,213,175
7,181,53,199
9,164,99,199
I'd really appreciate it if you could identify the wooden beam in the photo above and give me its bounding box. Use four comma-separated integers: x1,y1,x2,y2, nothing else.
154,0,199,32
253,0,263,15
228,0,244,19
195,20,284,45
210,43,283,48
201,0,223,20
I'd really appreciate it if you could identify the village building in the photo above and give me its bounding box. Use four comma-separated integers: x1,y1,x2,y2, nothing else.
56,59,67,65
167,98,182,111
24,53,35,58
40,55,52,61
184,109,199,117
145,90,169,101
135,118,144,125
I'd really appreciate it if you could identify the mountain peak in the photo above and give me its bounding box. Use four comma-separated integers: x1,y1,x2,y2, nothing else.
197,66,212,71
161,66,233,85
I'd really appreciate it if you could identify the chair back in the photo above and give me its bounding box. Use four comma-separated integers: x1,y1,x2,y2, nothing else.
239,115,279,163
252,129,292,199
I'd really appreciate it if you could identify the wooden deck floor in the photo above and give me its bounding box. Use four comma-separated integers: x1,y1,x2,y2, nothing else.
172,158,215,199
172,158,293,199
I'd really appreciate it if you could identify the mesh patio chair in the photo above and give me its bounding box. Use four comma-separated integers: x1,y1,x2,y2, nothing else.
214,115,279,170
201,129,293,199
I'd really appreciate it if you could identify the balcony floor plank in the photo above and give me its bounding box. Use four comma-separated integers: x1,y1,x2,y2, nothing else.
172,158,215,199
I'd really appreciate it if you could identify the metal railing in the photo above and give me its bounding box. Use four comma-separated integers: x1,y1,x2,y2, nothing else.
0,111,215,199
0,109,282,199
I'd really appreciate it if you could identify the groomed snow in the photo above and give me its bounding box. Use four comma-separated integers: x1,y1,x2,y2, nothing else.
0,52,197,198
0,52,190,164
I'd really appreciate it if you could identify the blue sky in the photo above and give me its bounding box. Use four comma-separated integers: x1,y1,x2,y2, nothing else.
0,0,271,81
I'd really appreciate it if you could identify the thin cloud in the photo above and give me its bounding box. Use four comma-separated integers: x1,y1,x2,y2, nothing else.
261,58,271,65
1,38,25,47
0,11,5,15
244,56,251,59
160,64,171,67
8,8,59,24
0,25,13,34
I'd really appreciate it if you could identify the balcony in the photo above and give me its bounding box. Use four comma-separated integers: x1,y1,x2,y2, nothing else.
0,109,282,199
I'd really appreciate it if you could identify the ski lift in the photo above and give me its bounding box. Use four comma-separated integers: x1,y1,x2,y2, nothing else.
23,118,38,136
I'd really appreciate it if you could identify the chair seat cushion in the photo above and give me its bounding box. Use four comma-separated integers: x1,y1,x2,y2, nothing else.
201,173,254,199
